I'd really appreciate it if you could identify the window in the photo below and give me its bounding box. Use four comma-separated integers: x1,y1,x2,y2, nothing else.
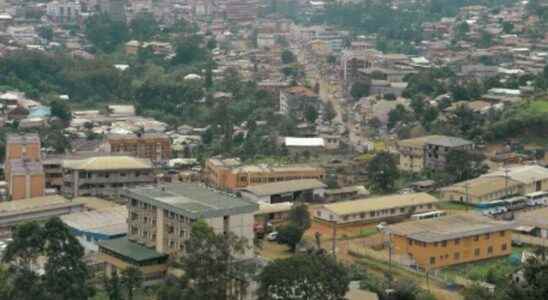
454,239,460,245
408,240,413,246
343,216,349,221
430,257,436,265
501,244,507,251
474,248,480,257
473,236,479,242
390,209,395,214
131,199,138,207
454,252,460,260
180,230,185,237
144,217,149,223
485,233,490,240
400,208,405,213
487,246,493,255
169,240,175,248
168,226,174,234
131,212,138,220
131,226,138,235
441,241,447,247
500,231,505,237
427,204,432,209
434,242,439,247
360,213,365,219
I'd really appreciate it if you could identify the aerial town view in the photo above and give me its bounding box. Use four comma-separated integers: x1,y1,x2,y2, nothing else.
1,0,548,299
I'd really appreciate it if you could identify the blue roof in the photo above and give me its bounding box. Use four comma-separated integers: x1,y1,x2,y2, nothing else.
28,106,51,118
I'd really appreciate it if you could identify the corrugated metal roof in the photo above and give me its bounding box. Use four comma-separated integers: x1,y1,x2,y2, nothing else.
322,193,438,216
241,179,326,196
62,156,152,171
97,237,167,262
386,213,513,243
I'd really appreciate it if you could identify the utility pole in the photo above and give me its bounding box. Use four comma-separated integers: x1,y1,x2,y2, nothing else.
332,221,337,258
504,167,510,197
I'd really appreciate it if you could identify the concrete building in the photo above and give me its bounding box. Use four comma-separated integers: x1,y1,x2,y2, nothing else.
125,183,258,257
6,159,45,200
424,136,474,170
105,133,171,163
440,165,548,203
279,86,320,118
46,0,81,23
397,136,432,173
513,208,548,246
98,183,259,282
61,156,155,198
0,196,84,238
240,179,326,204
5,133,41,161
61,205,128,253
204,158,325,191
314,193,439,227
386,213,513,270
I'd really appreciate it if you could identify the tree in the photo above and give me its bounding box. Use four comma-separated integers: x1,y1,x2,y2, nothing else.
324,101,337,121
305,105,319,123
455,22,469,40
85,13,129,53
288,203,311,230
277,223,305,252
2,222,44,267
50,99,71,123
502,21,514,34
129,12,159,41
350,81,370,100
444,149,488,183
103,271,123,300
258,254,350,300
366,152,399,193
42,218,94,300
37,26,54,41
463,284,497,300
388,104,413,129
281,49,296,64
121,267,143,300
173,34,206,65
181,220,254,299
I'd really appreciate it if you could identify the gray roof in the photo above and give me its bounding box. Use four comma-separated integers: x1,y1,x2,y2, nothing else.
386,213,513,243
425,136,473,148
241,179,326,196
124,183,259,219
98,237,167,262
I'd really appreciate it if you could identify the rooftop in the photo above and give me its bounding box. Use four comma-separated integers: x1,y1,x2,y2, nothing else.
424,135,473,148
515,207,548,229
257,202,293,215
386,213,513,243
71,197,123,211
483,165,548,184
321,193,438,216
283,137,325,147
98,237,168,262
440,176,522,199
62,156,153,171
0,196,82,216
6,133,40,145
60,206,127,236
107,133,169,141
125,183,259,219
241,179,326,196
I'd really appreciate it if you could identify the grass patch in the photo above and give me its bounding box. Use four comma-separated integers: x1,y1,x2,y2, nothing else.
359,227,379,238
526,100,548,114
442,256,519,287
437,201,472,212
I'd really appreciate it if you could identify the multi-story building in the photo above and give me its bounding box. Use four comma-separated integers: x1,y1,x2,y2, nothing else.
6,159,45,200
386,213,513,270
279,86,320,118
396,135,474,172
46,0,81,23
204,158,326,191
223,0,258,23
424,136,474,170
5,133,41,162
98,183,258,281
61,156,155,198
314,193,439,227
105,133,171,163
5,134,44,200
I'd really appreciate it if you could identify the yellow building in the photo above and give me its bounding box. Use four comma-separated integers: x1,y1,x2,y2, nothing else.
386,213,513,270
397,136,431,172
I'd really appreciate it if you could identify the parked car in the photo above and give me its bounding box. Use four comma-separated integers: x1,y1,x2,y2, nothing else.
266,231,279,241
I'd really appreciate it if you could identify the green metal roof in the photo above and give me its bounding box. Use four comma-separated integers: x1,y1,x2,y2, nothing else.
124,183,259,219
98,237,167,262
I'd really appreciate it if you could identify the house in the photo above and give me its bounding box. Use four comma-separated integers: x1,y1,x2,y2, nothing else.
386,213,513,270
513,208,548,247
279,86,320,118
482,165,548,194
240,179,327,204
397,136,433,173
282,137,325,154
254,201,293,233
324,186,370,202
314,193,439,227
105,133,171,162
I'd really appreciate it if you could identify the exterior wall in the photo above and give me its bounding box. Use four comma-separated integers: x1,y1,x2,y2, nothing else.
440,185,522,203
30,174,45,198
315,202,436,225
128,198,158,250
6,142,41,161
398,145,425,173
391,230,512,270
108,137,171,162
424,143,474,170
62,169,155,197
99,251,168,281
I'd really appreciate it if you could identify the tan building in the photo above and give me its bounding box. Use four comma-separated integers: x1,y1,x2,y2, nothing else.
440,176,522,204
440,165,548,204
314,193,439,226
5,133,41,161
61,156,155,198
386,213,513,270
397,136,431,172
6,159,45,200
99,183,259,282
205,158,325,191
106,133,171,162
